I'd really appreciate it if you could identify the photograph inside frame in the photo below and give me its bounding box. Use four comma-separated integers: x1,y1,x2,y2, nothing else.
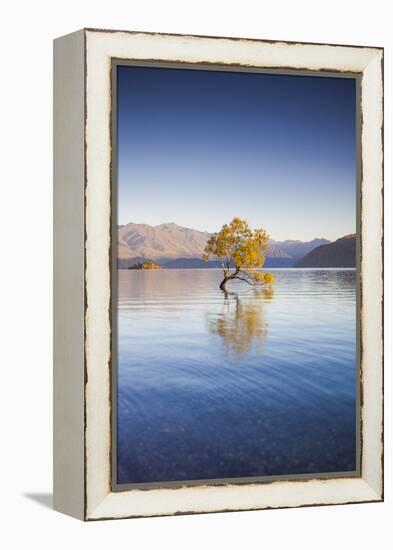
112,62,360,488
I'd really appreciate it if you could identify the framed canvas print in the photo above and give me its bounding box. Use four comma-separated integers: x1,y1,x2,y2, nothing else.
53,29,384,520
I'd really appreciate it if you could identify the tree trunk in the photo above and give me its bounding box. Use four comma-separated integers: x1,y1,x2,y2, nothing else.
219,277,228,291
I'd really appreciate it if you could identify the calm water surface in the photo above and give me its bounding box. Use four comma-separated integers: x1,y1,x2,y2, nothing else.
116,269,357,484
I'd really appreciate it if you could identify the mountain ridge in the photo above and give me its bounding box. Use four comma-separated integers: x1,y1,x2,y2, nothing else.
295,234,356,268
118,222,332,268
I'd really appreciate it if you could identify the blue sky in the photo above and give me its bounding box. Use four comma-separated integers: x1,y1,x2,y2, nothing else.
117,65,356,241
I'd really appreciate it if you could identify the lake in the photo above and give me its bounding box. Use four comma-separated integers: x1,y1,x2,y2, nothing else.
116,268,357,485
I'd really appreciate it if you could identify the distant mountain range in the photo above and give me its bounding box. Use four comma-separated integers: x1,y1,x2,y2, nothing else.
295,234,356,268
118,222,336,268
118,222,210,263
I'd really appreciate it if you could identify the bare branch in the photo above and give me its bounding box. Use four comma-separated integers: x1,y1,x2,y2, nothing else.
238,269,255,281
232,276,256,286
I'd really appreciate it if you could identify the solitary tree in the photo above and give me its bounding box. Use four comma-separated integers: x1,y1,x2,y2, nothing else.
203,217,275,291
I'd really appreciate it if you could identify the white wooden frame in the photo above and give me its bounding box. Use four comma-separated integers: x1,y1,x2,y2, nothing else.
53,28,383,521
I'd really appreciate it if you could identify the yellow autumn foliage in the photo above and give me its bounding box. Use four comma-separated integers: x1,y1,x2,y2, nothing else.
203,217,275,290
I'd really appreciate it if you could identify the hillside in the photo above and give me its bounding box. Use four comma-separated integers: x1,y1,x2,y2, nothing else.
271,238,330,260
118,222,210,261
118,222,331,268
295,234,356,268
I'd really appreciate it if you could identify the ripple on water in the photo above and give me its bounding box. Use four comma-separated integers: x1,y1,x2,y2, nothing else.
116,268,357,483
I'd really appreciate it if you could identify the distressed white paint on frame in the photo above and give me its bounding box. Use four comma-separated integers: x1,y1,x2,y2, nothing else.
359,53,384,497
84,29,383,520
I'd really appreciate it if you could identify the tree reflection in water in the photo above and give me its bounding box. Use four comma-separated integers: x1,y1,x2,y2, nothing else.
208,287,274,355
